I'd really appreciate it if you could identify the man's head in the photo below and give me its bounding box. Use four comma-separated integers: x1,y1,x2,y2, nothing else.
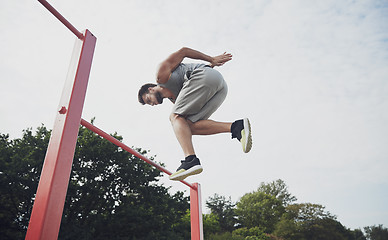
138,83,163,106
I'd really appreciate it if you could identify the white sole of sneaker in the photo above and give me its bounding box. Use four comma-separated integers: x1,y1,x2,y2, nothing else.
243,118,252,153
169,165,203,181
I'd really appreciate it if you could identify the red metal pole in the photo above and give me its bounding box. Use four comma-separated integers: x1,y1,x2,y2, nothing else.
80,119,196,190
190,183,204,240
25,30,96,240
38,0,84,39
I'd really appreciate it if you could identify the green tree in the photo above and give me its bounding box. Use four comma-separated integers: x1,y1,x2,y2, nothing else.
274,203,356,240
350,228,367,240
286,203,336,222
203,212,222,238
235,191,284,233
0,127,50,240
62,124,190,239
207,232,244,240
206,193,237,232
234,180,295,234
302,217,353,240
364,224,388,240
257,179,297,206
0,124,191,239
232,227,270,240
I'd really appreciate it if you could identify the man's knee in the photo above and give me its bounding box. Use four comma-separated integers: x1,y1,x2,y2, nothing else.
169,113,184,123
169,113,194,128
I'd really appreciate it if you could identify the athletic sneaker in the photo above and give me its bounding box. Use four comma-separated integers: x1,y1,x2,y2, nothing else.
231,118,252,153
169,157,203,181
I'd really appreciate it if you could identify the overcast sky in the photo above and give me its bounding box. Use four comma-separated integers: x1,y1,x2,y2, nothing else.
1,0,387,230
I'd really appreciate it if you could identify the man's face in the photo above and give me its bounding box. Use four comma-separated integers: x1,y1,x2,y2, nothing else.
142,87,163,106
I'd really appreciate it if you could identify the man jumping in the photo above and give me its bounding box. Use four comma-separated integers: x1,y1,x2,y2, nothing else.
138,47,252,181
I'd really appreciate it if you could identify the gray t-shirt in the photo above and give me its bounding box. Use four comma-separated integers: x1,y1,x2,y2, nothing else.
158,63,207,98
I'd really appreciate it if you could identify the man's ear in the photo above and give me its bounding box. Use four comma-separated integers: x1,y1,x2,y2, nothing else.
148,87,154,93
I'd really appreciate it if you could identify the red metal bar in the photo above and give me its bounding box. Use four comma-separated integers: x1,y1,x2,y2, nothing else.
80,119,204,238
25,30,96,240
190,183,204,240
80,119,196,190
38,0,84,39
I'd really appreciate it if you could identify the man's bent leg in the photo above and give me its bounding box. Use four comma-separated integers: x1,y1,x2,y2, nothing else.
169,113,195,157
169,113,203,181
188,118,253,153
188,119,232,135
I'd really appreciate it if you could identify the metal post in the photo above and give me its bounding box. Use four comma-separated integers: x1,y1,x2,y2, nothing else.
25,30,96,240
190,183,204,240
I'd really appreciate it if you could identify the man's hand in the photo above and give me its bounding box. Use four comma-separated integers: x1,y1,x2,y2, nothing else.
210,52,233,68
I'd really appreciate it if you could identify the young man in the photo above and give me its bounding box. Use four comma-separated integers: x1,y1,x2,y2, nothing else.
138,47,252,181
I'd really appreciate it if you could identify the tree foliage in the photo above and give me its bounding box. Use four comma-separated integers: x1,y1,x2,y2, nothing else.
364,224,388,240
0,124,190,240
206,193,237,232
204,179,379,240
234,179,297,233
0,127,50,240
257,179,297,206
236,191,285,233
274,203,353,240
1,125,386,240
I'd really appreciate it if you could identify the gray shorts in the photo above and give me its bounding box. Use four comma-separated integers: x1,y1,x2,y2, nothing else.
172,67,228,122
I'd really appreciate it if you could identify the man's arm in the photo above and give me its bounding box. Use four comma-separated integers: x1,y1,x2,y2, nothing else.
157,47,232,84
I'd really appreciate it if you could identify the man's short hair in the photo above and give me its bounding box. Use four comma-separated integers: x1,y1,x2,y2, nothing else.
138,83,157,104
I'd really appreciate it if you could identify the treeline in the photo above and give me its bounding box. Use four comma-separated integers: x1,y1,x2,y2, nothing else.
0,124,189,239
203,181,387,240
0,124,387,240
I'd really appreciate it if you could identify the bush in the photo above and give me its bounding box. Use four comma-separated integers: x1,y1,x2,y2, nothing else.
233,227,270,240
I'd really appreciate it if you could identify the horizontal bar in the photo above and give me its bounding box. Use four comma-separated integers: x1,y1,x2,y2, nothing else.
80,119,196,189
38,0,84,39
